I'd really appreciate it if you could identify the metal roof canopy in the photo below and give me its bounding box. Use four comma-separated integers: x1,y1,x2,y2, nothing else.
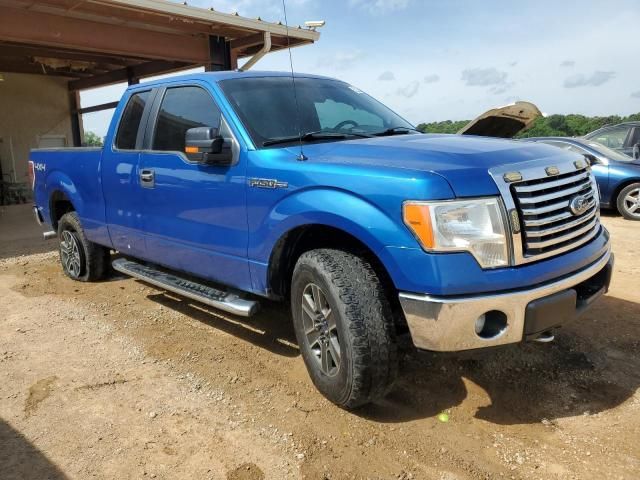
0,0,319,88
0,0,319,145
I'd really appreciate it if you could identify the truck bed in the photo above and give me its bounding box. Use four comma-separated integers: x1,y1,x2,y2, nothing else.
31,147,108,245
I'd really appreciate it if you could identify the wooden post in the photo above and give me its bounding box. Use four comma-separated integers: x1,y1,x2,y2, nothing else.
205,36,233,71
69,90,83,147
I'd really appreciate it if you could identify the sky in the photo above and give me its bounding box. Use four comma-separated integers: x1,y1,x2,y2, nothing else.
81,0,640,137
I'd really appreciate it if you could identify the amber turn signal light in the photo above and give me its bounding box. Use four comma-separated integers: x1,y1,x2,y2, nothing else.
403,203,435,249
185,146,199,153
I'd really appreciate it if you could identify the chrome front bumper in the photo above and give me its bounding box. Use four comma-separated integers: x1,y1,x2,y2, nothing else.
399,247,613,352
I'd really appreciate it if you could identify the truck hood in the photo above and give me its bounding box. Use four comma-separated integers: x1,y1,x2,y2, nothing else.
293,134,566,197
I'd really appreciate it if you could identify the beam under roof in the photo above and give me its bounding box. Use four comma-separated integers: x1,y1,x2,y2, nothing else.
0,7,212,63
68,60,192,91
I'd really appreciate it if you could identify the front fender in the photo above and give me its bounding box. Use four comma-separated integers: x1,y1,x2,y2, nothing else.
251,187,417,260
247,187,419,294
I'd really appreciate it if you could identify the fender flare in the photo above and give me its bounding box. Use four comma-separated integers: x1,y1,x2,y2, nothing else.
45,170,85,225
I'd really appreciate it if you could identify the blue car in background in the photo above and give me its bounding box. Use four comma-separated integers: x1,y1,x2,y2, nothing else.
525,137,640,220
583,121,640,157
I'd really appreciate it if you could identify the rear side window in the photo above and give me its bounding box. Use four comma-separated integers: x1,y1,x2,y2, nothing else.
115,91,151,150
152,86,221,152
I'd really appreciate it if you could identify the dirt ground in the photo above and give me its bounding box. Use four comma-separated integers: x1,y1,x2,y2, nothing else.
1,205,639,480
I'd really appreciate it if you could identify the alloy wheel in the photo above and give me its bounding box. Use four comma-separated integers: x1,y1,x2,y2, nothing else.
301,283,341,377
60,230,82,278
623,187,640,218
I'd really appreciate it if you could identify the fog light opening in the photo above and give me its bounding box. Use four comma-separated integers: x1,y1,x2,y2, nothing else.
474,310,508,339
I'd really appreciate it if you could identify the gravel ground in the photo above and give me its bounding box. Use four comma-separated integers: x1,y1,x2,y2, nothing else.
0,208,639,479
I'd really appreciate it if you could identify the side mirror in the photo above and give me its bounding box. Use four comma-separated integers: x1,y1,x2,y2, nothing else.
185,127,233,166
583,154,601,166
633,143,640,161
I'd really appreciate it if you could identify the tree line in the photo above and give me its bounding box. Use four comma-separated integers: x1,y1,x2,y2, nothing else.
417,112,640,138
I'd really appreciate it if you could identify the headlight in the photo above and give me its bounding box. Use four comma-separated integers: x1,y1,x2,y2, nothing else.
403,197,509,268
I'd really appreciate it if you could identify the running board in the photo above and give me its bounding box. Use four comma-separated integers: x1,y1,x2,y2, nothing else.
112,258,259,317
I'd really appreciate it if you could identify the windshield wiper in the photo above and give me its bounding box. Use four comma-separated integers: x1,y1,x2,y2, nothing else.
263,130,373,147
373,126,422,137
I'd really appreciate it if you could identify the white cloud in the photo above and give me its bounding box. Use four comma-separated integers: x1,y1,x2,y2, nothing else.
317,50,365,71
489,82,514,95
397,81,420,98
348,0,410,15
460,67,513,95
423,74,440,84
461,67,508,87
560,60,575,67
378,71,395,81
631,91,640,99
563,71,615,88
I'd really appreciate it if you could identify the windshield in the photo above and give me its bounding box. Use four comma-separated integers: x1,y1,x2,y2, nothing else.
219,76,415,147
586,142,634,162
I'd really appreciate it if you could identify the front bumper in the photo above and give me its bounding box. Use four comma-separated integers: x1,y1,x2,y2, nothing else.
399,247,613,352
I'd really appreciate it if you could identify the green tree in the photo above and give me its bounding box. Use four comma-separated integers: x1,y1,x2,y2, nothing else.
83,131,104,147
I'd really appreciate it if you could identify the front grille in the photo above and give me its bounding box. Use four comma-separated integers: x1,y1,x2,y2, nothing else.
511,167,600,257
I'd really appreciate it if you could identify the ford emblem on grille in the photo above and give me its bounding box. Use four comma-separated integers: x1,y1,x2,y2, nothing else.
569,195,590,216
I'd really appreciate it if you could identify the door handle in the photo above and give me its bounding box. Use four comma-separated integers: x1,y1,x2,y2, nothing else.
140,169,155,188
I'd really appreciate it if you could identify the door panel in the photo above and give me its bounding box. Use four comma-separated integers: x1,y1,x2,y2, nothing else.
139,85,250,290
102,89,153,257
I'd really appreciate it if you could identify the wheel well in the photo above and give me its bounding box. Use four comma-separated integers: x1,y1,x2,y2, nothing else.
267,224,400,313
611,179,640,208
49,191,75,230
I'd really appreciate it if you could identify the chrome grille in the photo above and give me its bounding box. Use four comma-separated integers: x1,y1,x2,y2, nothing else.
510,167,600,257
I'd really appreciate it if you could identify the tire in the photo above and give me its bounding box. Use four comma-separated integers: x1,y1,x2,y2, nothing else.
57,212,110,281
291,249,398,408
616,183,640,221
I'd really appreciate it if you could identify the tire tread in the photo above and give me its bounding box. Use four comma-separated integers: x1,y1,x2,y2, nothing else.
295,249,398,408
58,212,110,281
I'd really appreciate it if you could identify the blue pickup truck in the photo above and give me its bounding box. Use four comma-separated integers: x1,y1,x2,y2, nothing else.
30,71,613,408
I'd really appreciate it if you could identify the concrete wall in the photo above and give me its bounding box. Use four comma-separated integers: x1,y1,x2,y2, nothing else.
0,73,73,185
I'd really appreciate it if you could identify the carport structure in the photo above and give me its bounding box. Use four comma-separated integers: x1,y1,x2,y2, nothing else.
0,0,319,198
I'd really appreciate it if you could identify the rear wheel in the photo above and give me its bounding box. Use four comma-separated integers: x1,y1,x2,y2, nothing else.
291,249,398,408
616,183,640,220
57,212,110,281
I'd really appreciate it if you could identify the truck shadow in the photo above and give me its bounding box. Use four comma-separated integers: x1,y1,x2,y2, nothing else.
148,287,639,426
0,419,68,480
147,292,300,358
359,294,640,425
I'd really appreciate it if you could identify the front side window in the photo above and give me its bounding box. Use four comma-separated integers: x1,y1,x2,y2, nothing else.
153,86,221,152
115,90,151,150
587,142,634,162
586,126,629,150
219,76,413,147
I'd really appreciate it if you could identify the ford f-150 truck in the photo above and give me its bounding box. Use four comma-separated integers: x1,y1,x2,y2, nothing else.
30,71,613,408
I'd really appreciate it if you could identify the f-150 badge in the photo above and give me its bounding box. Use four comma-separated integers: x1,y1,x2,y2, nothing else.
249,178,288,189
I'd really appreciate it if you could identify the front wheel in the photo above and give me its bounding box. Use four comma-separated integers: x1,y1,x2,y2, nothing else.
291,249,398,408
616,183,640,220
57,212,110,281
